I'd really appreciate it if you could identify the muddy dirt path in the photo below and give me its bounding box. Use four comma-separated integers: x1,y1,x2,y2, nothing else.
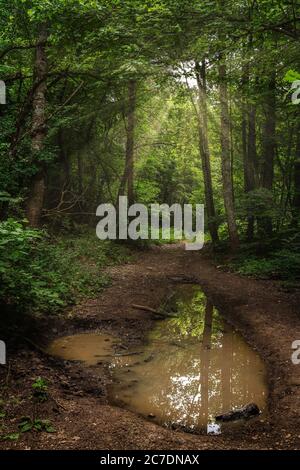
2,245,300,450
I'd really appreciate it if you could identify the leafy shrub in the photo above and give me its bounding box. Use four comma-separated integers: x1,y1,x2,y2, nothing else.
0,219,130,316
32,377,48,402
18,416,55,433
234,249,300,280
0,219,54,312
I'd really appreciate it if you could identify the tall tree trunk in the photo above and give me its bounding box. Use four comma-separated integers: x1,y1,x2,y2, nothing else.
219,60,239,250
221,324,232,413
261,72,276,236
292,121,300,226
200,300,213,426
229,85,235,203
195,61,219,245
241,72,248,189
241,69,252,238
245,102,257,240
118,80,136,205
241,27,258,240
247,105,257,191
26,25,48,227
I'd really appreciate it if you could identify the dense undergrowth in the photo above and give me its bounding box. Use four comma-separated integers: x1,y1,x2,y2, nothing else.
1,217,299,322
227,230,300,285
0,219,131,316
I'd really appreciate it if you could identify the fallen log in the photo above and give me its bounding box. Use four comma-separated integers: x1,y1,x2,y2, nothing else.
131,304,175,318
132,304,161,315
215,402,260,422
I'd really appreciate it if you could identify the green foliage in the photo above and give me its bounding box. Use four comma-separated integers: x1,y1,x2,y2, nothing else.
1,432,20,442
233,249,300,281
284,70,300,83
0,0,299,287
150,286,223,342
18,416,55,434
135,180,160,205
0,219,66,313
0,219,130,316
32,377,48,402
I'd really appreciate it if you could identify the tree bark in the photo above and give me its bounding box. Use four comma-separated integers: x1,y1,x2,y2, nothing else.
219,60,239,250
261,72,276,236
200,300,213,425
241,69,254,239
292,121,300,226
241,71,248,190
118,80,136,206
262,74,276,190
195,61,219,244
247,104,257,191
26,24,48,227
245,100,257,240
241,24,258,240
221,324,232,413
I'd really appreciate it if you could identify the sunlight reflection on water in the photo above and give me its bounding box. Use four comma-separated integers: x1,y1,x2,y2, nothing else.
108,285,267,434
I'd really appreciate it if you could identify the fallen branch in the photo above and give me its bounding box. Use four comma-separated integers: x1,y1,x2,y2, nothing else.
131,304,160,314
131,304,175,318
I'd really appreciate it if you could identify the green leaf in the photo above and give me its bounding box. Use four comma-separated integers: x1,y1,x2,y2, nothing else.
284,70,300,83
1,433,20,441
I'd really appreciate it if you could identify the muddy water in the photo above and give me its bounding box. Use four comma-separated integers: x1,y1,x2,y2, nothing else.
108,286,267,434
47,285,267,434
46,333,119,365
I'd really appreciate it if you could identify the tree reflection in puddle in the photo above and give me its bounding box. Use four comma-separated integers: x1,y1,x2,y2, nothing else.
109,285,267,434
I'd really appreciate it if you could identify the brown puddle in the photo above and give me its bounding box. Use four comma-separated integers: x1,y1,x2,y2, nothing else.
46,333,119,365
108,285,267,434
47,285,267,434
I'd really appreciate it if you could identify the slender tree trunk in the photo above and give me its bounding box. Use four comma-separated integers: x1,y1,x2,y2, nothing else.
241,28,258,240
241,69,253,239
200,300,213,426
126,80,136,206
245,102,257,240
221,324,232,413
219,60,239,250
292,121,300,226
118,80,136,206
262,75,276,190
247,105,257,190
26,25,48,227
229,86,235,203
195,61,219,244
260,72,276,236
241,71,248,189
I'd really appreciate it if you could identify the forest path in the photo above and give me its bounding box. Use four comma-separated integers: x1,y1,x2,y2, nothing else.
3,245,300,450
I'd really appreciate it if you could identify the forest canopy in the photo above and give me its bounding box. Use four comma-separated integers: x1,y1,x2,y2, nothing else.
0,0,300,314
